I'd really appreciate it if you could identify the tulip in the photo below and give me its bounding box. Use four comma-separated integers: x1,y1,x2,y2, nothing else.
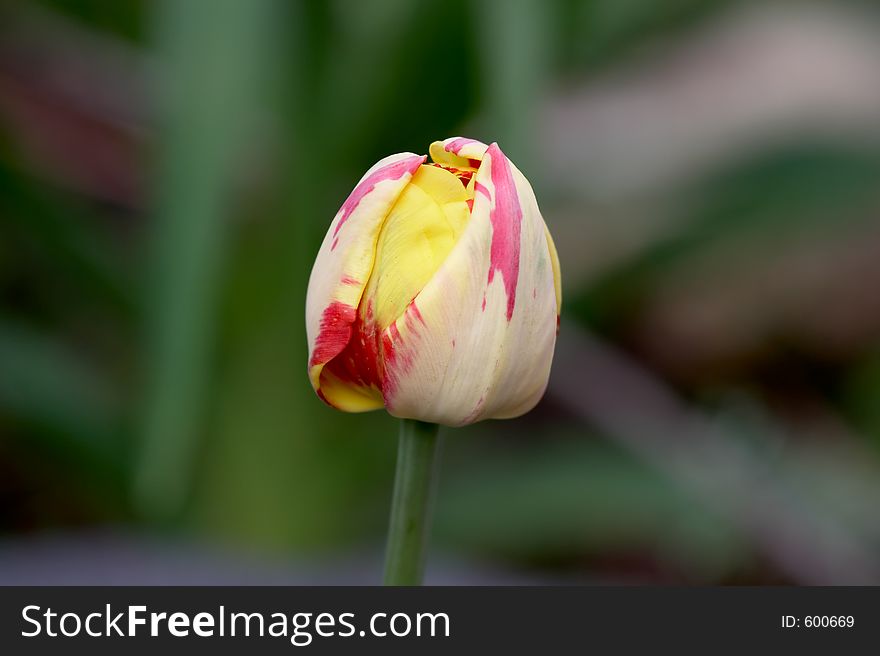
306,137,561,585
306,137,561,427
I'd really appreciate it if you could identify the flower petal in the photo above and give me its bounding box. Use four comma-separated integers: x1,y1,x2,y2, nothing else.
429,137,490,169
545,226,562,319
306,152,425,409
362,164,470,331
381,143,559,425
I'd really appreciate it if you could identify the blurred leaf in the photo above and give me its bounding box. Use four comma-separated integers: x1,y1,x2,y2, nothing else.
193,338,399,551
474,0,552,166
133,0,279,521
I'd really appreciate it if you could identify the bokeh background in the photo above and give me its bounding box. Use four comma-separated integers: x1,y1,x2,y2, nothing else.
2,0,880,585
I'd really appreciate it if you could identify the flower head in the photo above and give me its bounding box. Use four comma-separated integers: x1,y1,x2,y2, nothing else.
306,137,561,426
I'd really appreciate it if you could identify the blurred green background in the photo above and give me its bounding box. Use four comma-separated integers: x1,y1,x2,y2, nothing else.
2,0,880,584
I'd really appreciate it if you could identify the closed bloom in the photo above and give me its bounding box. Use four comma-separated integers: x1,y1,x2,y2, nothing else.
306,137,561,426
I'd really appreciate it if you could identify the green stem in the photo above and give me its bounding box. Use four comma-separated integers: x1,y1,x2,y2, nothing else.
383,419,442,585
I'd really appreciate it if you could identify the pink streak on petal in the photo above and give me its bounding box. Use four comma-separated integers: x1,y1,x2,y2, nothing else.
389,321,402,343
461,394,486,425
486,143,522,321
445,137,478,155
408,302,426,326
382,304,429,410
309,301,357,368
474,181,490,199
331,237,339,251
340,275,360,286
381,321,415,410
331,154,425,242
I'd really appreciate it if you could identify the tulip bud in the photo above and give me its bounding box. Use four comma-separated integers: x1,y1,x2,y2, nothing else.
306,137,561,426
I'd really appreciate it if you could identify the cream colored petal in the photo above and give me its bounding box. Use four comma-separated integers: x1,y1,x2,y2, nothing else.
380,144,559,426
305,152,425,408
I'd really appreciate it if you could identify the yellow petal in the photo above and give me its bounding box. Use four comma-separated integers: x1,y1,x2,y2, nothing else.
318,367,385,412
362,164,470,330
